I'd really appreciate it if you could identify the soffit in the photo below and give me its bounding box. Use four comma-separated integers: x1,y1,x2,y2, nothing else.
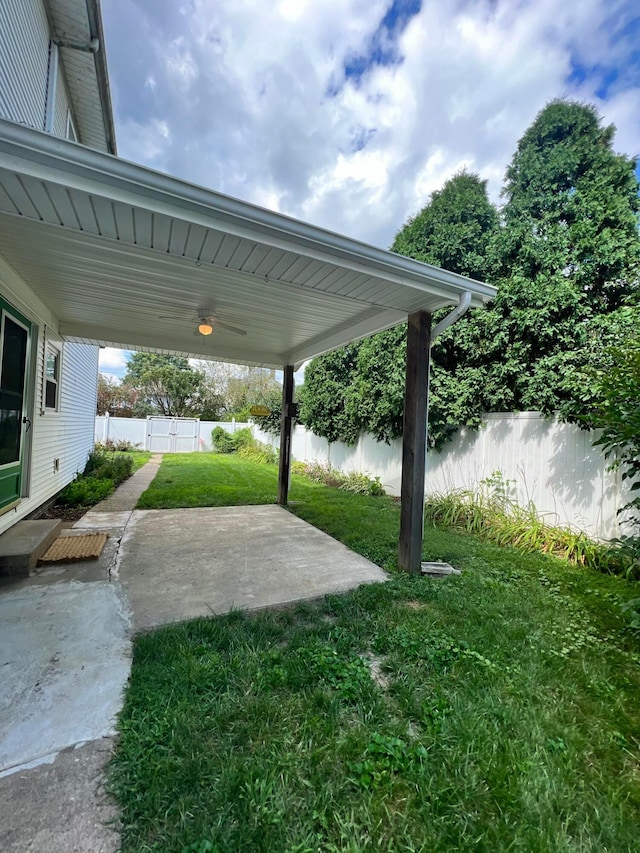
0,121,496,367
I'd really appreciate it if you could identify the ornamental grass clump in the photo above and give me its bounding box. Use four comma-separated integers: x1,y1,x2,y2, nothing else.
424,472,631,576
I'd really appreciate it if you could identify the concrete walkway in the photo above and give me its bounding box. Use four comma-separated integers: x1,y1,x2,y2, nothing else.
91,452,163,512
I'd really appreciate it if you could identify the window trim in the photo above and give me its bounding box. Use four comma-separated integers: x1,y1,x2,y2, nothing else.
43,341,62,413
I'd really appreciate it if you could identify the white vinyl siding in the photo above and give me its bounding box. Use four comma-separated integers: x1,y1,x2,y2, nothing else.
0,0,51,132
0,318,98,536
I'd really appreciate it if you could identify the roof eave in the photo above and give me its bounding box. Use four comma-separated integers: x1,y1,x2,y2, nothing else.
0,120,496,308
85,0,117,154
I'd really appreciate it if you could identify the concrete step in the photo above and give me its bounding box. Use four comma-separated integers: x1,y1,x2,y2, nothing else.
0,520,63,577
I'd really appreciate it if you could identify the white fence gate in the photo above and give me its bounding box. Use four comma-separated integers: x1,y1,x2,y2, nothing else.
146,417,199,453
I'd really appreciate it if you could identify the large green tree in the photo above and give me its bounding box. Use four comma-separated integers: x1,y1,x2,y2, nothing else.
392,168,499,281
300,172,499,447
123,353,216,417
477,100,640,416
301,100,640,448
298,345,361,445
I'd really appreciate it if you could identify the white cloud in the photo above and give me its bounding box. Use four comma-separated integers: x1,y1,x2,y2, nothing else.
102,0,640,249
99,370,123,383
98,347,129,370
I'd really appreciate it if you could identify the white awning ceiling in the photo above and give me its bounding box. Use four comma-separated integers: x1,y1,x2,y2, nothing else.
0,120,496,368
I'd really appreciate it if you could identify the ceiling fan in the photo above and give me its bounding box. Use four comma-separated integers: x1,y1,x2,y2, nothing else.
158,310,247,337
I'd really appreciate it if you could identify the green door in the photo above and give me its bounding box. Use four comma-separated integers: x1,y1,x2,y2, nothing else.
0,298,31,514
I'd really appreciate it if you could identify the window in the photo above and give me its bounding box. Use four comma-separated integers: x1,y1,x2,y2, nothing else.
45,346,60,410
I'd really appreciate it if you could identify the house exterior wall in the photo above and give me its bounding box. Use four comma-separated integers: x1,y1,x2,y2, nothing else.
0,0,76,140
0,259,99,535
0,0,104,532
0,0,51,132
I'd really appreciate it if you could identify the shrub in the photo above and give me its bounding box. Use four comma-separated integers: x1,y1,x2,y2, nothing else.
58,476,115,507
84,451,133,486
232,427,254,450
211,426,236,453
95,438,141,452
293,460,385,496
341,471,385,496
237,441,279,465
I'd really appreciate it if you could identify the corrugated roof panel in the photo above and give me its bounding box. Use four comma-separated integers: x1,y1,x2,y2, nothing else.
331,272,372,297
112,200,135,243
151,212,172,252
252,247,286,277
213,234,241,267
183,223,208,260
280,256,314,284
290,258,325,285
263,251,298,281
17,174,61,224
0,182,19,214
226,239,256,271
1,171,40,218
67,187,99,233
168,218,191,256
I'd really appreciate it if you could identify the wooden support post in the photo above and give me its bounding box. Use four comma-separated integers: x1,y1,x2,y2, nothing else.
398,310,431,574
277,364,295,506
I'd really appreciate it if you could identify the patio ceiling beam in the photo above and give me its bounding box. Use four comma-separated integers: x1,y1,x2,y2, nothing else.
284,307,407,368
59,321,280,367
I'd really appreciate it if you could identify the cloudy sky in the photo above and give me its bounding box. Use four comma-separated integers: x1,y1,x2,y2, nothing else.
98,0,640,378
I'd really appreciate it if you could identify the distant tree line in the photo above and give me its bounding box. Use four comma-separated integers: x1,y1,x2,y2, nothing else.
97,353,282,433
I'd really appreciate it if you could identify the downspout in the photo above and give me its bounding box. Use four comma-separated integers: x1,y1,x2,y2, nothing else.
430,290,472,346
44,42,59,133
52,37,100,53
422,290,472,529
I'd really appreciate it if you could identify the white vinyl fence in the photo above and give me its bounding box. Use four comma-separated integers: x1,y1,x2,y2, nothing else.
95,415,252,453
254,413,632,542
96,412,632,541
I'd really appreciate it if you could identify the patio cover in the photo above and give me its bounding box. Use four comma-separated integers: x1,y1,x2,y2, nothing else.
0,118,497,572
0,120,494,368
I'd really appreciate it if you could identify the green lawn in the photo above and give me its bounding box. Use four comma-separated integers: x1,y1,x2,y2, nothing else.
111,453,640,852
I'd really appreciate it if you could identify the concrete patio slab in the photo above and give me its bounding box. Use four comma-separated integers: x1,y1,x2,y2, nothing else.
0,581,131,776
0,738,118,852
118,505,388,631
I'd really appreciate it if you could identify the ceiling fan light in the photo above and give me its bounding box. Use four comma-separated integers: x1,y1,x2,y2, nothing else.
198,322,213,336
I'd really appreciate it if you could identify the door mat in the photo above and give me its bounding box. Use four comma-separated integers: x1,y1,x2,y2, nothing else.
39,533,108,564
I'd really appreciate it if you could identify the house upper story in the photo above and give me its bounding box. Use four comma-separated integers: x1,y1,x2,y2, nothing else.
0,0,116,154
